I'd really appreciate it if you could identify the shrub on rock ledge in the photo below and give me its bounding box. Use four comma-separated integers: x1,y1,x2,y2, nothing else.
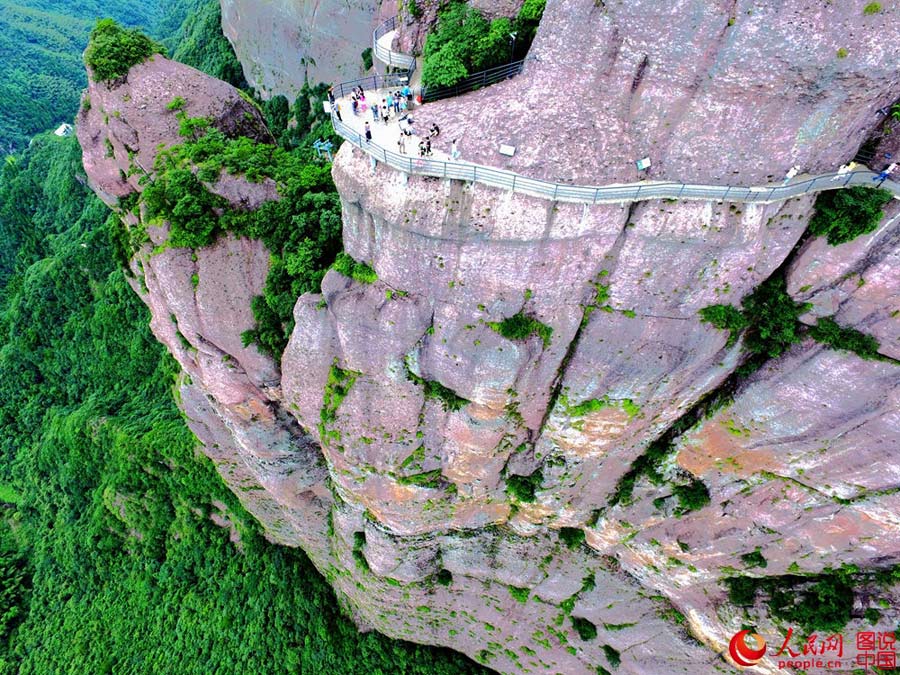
85,19,165,82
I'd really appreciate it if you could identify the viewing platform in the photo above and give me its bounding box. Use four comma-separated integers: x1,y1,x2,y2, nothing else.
328,17,900,206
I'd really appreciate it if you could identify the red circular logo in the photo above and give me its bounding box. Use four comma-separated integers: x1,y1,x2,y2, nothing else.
729,630,767,667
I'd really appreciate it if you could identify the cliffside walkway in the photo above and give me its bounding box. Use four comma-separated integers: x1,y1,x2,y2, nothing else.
372,16,415,71
333,17,900,206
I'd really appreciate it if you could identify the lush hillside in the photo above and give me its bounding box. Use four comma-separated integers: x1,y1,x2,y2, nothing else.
0,0,198,152
0,4,485,675
0,133,485,675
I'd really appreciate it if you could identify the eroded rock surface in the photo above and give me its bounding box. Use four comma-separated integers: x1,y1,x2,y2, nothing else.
219,0,380,96
78,3,900,673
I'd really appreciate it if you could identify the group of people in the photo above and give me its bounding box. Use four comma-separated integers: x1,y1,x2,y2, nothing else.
332,84,460,162
348,84,414,123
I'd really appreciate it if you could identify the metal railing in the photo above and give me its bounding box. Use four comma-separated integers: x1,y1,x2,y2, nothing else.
339,18,900,204
331,112,900,204
421,59,526,104
332,73,412,100
373,16,416,70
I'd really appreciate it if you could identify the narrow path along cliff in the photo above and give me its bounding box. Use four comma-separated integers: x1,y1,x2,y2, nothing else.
77,2,900,674
328,15,900,206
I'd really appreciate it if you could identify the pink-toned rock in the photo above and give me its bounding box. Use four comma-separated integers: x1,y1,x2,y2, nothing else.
220,0,380,94
788,201,900,359
414,0,900,185
77,55,270,207
75,5,900,673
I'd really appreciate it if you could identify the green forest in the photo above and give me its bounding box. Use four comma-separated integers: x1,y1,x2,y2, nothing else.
0,0,243,152
0,2,486,674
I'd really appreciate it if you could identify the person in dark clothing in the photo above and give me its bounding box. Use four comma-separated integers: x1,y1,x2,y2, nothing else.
429,123,440,138
364,122,372,143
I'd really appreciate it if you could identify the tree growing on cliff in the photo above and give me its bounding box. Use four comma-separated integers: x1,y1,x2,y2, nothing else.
84,19,165,82
808,185,892,246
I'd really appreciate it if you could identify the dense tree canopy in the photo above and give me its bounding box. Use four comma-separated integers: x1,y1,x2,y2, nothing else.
0,3,487,673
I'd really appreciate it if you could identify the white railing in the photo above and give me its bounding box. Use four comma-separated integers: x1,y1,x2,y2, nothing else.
332,113,898,204
373,16,416,70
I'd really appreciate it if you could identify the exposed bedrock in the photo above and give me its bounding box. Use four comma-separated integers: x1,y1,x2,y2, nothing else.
75,3,900,672
414,0,900,185
219,0,380,96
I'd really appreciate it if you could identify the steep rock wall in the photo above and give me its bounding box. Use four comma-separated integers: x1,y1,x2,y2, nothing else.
219,0,380,96
78,1,900,673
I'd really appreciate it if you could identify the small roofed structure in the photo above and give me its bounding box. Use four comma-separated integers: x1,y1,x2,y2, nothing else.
54,123,74,137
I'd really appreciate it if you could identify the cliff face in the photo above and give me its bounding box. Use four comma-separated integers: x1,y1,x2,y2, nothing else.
219,0,379,96
78,2,900,673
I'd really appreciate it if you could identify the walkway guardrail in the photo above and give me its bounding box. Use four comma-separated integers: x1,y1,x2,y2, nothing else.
421,60,526,104
373,16,417,71
331,113,899,204
332,73,411,100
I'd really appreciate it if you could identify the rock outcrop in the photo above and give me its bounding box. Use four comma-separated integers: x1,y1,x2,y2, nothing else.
219,0,380,96
78,2,900,673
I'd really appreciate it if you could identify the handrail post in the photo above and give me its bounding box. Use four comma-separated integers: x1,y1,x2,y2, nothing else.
512,174,517,191
723,186,731,200
843,173,853,186
553,184,558,200
594,187,599,204
678,184,685,198
635,185,642,199
767,187,776,201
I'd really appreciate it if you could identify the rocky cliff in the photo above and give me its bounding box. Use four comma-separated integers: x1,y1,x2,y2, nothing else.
219,0,380,96
78,1,900,673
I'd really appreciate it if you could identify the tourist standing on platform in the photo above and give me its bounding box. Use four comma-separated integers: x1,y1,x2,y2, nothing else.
334,103,342,121
365,122,372,143
451,139,460,160
372,102,379,122
393,93,400,114
351,96,358,116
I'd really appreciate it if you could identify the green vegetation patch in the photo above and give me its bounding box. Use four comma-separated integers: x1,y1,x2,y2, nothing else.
700,276,810,362
808,186,891,246
559,527,586,550
571,616,597,641
698,304,747,346
508,586,530,603
565,396,640,419
406,369,470,412
421,0,546,88
490,312,553,347
809,317,882,361
318,362,357,444
397,469,444,489
863,2,882,15
85,19,165,82
138,108,342,358
505,469,543,503
724,568,854,634
741,550,767,569
671,479,710,514
602,645,621,668
332,252,378,284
